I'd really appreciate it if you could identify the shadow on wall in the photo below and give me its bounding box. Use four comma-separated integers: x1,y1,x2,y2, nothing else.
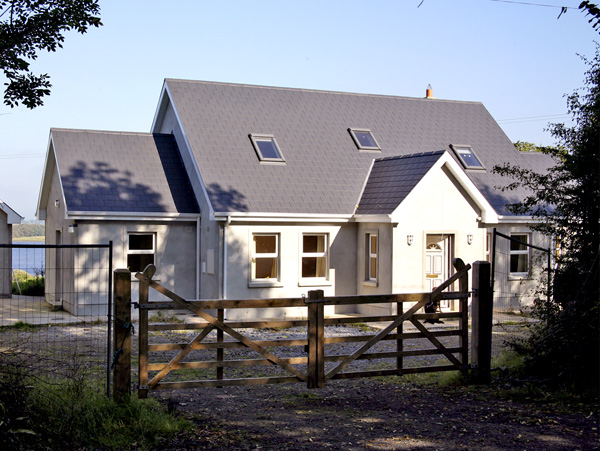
61,161,167,212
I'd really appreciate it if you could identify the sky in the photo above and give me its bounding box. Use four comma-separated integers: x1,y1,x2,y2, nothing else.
0,0,597,219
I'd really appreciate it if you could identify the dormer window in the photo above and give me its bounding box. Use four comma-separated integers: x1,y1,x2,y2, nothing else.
349,128,381,151
249,134,285,162
450,144,485,170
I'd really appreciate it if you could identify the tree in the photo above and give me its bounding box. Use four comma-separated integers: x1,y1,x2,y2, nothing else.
579,1,600,31
494,45,600,391
513,140,543,153
0,0,102,109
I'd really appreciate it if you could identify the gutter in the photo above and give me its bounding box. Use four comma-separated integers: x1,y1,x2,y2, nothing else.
196,216,200,299
65,211,201,222
221,216,232,300
213,212,353,223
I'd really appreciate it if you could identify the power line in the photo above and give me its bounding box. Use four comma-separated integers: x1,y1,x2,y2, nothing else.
489,0,574,9
497,114,570,124
0,153,45,160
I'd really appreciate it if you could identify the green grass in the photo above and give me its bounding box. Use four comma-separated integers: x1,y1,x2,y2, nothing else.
12,236,45,242
2,378,191,451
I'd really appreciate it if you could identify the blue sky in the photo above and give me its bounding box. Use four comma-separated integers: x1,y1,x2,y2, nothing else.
0,0,597,218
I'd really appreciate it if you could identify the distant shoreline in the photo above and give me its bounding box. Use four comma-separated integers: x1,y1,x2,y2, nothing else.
13,236,45,242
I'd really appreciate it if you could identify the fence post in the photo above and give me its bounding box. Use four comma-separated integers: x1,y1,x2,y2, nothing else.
307,290,325,389
454,258,469,378
471,261,493,384
138,269,149,399
113,269,132,401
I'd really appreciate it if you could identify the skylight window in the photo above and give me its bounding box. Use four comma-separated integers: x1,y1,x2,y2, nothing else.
450,144,485,170
349,128,381,151
249,134,285,162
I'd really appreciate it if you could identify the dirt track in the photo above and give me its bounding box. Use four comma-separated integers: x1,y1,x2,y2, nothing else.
155,378,598,451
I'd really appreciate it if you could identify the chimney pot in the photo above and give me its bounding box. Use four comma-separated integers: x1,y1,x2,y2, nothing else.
426,84,434,99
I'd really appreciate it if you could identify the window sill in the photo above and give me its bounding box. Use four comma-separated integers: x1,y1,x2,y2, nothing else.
298,279,332,287
249,281,283,288
508,274,532,281
362,281,378,288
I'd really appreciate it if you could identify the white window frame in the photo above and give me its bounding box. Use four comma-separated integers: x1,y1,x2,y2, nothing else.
127,232,156,274
250,233,281,286
365,232,378,284
299,233,330,286
485,233,492,263
348,128,381,151
509,233,530,278
450,144,485,170
249,134,286,163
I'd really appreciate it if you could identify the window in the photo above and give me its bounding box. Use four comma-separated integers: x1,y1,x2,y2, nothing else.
349,128,381,150
450,144,485,170
366,233,378,281
252,234,279,281
485,233,492,263
249,134,285,162
301,234,328,279
509,234,530,276
127,233,155,273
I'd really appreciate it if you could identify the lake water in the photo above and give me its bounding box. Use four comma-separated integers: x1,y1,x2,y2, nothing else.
11,242,45,276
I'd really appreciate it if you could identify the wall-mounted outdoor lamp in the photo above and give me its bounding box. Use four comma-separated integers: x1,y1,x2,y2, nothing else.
407,235,414,246
55,199,60,208
467,234,473,245
68,223,78,233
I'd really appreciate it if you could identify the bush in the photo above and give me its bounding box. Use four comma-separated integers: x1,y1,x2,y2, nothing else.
0,350,190,450
11,271,44,296
0,376,189,450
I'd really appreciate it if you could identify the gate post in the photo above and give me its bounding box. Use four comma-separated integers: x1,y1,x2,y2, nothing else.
471,261,493,384
113,269,132,401
454,258,469,378
138,269,149,399
307,290,325,389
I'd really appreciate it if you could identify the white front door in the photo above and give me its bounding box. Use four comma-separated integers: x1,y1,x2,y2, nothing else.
425,234,453,310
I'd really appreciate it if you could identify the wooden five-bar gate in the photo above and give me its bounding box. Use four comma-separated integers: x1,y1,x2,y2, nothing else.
112,259,493,399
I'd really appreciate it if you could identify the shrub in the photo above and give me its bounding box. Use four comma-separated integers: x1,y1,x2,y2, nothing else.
12,272,44,296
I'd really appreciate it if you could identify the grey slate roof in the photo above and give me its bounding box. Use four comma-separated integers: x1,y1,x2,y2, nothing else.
52,129,199,214
164,79,555,216
357,151,445,215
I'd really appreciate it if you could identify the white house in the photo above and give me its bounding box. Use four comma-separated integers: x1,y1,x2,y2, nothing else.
0,199,23,297
37,80,554,317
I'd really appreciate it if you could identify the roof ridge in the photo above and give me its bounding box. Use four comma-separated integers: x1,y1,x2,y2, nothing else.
376,149,446,162
164,78,483,106
51,128,172,137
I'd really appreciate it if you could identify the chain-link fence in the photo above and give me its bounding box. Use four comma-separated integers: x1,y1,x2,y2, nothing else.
489,230,551,369
0,243,113,396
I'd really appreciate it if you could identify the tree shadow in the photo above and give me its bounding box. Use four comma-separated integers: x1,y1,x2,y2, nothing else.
62,161,168,212
207,183,248,213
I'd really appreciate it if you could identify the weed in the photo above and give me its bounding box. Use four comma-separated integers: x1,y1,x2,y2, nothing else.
9,321,36,331
29,383,191,450
149,310,185,324
351,322,379,333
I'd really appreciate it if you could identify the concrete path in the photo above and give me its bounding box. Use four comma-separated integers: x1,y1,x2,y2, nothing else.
0,296,105,326
0,296,534,328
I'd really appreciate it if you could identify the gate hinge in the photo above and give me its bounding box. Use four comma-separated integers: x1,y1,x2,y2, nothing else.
132,302,139,309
